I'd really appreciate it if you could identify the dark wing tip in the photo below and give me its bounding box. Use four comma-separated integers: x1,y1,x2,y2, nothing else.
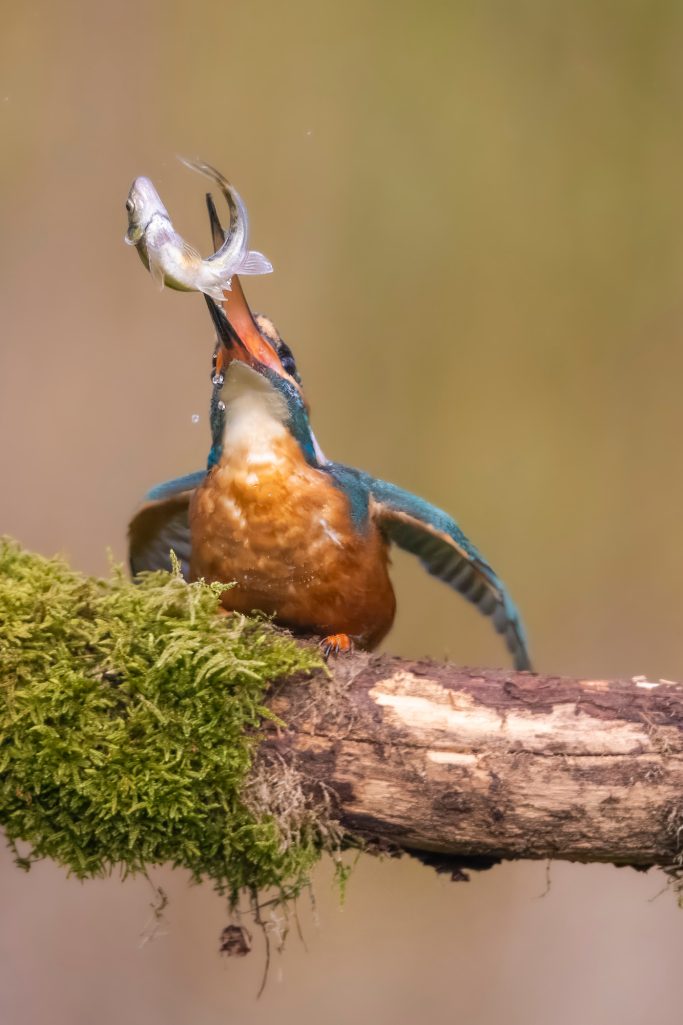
491,592,532,671
509,630,533,672
367,482,533,673
203,293,243,351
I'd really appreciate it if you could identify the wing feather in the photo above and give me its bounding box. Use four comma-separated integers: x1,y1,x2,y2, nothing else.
325,462,530,669
322,465,529,672
363,476,531,671
128,471,206,580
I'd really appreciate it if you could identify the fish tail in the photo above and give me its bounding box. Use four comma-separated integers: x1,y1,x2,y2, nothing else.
178,156,230,191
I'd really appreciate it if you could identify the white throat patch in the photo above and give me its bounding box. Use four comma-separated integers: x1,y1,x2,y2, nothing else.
221,363,289,459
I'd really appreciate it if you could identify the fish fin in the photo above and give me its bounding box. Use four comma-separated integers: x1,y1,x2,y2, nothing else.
181,239,202,264
202,282,229,302
235,250,274,276
147,249,166,290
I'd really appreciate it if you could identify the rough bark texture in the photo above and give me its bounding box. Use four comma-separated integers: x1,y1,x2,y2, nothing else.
262,655,683,869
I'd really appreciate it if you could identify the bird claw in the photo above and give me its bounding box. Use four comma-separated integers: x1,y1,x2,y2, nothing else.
319,633,354,659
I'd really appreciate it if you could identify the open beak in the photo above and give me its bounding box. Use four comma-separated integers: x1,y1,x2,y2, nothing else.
219,274,287,373
204,289,301,387
204,191,325,461
201,188,289,377
204,293,253,369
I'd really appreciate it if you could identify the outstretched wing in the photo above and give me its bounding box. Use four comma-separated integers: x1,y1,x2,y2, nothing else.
344,469,531,670
128,471,206,580
374,482,530,670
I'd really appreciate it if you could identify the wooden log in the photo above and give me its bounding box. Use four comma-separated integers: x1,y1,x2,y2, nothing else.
263,655,683,868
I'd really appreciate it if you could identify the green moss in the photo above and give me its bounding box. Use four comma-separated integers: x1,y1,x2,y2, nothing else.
0,538,326,904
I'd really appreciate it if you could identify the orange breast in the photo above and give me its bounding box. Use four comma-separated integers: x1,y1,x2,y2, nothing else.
189,435,396,647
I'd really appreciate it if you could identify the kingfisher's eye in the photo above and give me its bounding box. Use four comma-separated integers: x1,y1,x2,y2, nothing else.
277,340,299,381
126,197,135,214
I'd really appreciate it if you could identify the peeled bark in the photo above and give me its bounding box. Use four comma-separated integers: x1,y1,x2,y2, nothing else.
263,656,683,869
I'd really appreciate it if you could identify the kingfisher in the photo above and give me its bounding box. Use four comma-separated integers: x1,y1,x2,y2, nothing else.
129,195,531,669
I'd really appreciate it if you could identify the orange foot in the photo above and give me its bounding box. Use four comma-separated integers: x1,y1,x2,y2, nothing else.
320,633,354,659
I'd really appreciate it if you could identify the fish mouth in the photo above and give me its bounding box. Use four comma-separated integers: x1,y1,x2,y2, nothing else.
126,209,169,247
124,224,144,246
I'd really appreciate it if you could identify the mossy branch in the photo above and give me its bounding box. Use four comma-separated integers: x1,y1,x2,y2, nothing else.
2,538,683,913
0,538,329,906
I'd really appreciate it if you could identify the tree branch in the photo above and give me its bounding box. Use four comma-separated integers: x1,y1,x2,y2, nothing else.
262,655,683,870
3,539,681,887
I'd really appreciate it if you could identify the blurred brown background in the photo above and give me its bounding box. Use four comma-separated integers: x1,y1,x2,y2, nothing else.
2,1,683,1022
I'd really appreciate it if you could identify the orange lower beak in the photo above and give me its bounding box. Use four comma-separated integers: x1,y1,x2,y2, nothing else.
218,275,285,374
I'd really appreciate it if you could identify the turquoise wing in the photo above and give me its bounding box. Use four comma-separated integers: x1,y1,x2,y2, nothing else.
328,465,531,671
128,471,206,580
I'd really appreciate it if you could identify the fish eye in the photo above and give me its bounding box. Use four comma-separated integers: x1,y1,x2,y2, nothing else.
126,197,135,214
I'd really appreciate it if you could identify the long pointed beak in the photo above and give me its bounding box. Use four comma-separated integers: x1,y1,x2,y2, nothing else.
223,275,287,371
206,192,224,251
204,191,285,374
203,295,252,365
203,192,324,460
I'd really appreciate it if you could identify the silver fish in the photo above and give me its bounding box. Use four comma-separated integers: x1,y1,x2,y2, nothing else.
124,161,272,302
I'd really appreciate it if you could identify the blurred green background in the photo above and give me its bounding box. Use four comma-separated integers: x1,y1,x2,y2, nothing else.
2,1,683,1022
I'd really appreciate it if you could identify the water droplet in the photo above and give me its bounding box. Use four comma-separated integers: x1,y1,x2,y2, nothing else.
217,400,226,411
305,129,313,136
191,413,200,424
212,373,224,386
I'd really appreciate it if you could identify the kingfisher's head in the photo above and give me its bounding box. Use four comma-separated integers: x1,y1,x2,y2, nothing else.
202,190,324,469
207,273,306,396
205,292,321,469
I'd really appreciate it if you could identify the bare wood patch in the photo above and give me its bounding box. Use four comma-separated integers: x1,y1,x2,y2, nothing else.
262,655,683,870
